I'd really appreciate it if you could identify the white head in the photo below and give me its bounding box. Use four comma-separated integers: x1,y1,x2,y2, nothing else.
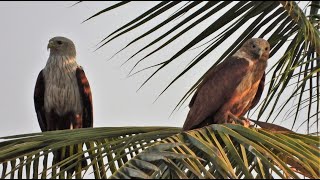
47,36,76,58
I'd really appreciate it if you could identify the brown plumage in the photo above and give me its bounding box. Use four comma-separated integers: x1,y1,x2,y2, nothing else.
182,38,270,131
34,36,93,172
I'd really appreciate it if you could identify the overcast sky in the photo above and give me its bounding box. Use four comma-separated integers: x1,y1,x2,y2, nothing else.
0,1,200,137
0,1,316,138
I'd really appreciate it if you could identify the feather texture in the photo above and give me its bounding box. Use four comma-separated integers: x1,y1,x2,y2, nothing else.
43,56,82,116
34,36,93,173
34,36,93,132
183,38,270,131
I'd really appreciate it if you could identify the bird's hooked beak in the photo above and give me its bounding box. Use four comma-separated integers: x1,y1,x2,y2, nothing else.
47,41,54,51
258,48,263,58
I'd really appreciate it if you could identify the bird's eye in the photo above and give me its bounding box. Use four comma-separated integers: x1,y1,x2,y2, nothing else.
252,45,256,48
265,47,268,50
57,41,62,45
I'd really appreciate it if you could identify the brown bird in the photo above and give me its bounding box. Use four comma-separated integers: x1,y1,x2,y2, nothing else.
34,36,93,171
182,38,270,131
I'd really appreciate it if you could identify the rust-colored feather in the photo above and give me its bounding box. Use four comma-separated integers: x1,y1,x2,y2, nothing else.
76,67,93,128
183,57,250,130
182,38,270,131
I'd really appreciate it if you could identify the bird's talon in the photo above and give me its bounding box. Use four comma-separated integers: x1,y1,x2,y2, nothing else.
241,119,251,128
228,113,252,127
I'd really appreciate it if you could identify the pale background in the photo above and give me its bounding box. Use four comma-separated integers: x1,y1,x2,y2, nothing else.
0,1,314,138
0,1,195,137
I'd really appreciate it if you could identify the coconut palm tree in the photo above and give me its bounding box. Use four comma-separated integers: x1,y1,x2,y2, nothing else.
0,1,319,179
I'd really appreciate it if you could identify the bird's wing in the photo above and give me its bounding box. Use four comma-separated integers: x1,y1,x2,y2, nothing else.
249,72,265,109
76,67,93,128
183,57,251,130
189,59,230,108
34,70,47,132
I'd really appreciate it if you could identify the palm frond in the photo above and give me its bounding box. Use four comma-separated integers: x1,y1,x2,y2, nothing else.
110,124,320,179
0,127,181,179
1,125,318,179
83,1,320,133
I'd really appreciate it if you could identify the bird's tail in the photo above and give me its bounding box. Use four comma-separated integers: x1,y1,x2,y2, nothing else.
53,144,87,175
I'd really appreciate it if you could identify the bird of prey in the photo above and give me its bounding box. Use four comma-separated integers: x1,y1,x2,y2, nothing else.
182,38,270,131
34,36,93,170
34,36,93,131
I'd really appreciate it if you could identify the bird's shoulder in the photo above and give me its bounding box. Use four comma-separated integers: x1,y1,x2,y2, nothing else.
189,56,251,108
206,56,251,82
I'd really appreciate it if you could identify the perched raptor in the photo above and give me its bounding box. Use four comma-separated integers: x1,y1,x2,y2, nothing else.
34,36,93,131
183,38,270,131
34,36,93,170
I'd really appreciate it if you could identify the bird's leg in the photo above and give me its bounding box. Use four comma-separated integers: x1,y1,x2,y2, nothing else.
228,112,251,128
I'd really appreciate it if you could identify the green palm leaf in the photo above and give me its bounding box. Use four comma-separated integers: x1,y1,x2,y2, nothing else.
1,125,318,179
111,124,319,179
0,127,181,178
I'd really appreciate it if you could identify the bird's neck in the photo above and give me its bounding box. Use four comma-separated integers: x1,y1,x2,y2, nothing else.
233,50,255,66
233,49,253,60
45,55,79,72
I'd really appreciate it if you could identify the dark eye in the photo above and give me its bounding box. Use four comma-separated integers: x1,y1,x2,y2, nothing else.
265,47,268,50
57,41,62,45
252,45,256,48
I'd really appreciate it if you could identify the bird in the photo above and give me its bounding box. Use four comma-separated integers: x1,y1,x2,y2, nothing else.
34,36,93,171
182,38,270,131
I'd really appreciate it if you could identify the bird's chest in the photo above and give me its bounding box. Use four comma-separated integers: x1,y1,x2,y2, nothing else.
230,66,264,115
43,63,82,116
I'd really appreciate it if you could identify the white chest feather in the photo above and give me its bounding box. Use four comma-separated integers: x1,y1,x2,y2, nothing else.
233,50,254,66
43,56,82,115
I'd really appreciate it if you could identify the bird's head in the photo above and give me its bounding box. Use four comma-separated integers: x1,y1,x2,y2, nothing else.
241,38,270,61
47,36,76,57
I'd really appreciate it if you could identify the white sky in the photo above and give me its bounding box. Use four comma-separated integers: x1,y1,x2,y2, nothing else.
0,1,196,137
0,1,317,138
